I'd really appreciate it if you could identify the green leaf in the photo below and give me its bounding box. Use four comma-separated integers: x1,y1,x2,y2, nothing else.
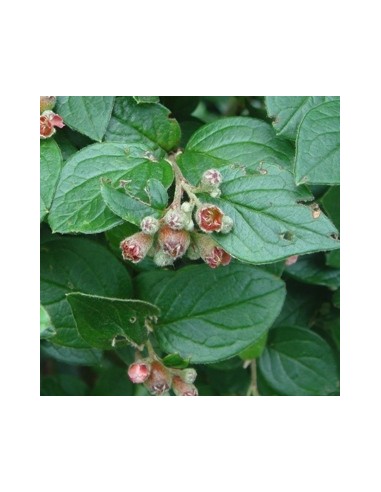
40,305,56,338
180,117,295,185
136,264,286,364
332,289,340,309
100,181,161,226
49,142,173,234
202,163,339,264
273,281,325,328
55,96,115,142
145,178,168,209
285,254,340,289
320,186,340,230
41,237,133,347
258,326,339,395
41,341,103,366
104,96,181,152
295,100,340,185
133,96,160,104
92,366,134,396
239,332,268,360
67,293,160,350
265,96,338,140
326,249,340,268
41,374,89,396
160,96,200,120
162,353,190,369
40,139,63,221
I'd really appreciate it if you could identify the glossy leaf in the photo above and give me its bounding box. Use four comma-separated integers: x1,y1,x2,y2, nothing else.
162,353,190,369
179,117,295,185
259,326,339,395
133,96,160,104
49,142,173,234
40,237,133,347
67,293,160,350
265,96,338,140
239,332,268,360
104,96,181,152
55,96,115,142
40,139,63,221
136,264,286,364
145,178,168,209
203,164,339,264
295,100,340,185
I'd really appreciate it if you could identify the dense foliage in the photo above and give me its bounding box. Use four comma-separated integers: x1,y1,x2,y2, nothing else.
40,96,340,396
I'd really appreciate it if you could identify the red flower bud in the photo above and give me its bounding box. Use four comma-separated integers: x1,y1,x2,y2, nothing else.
144,361,172,395
193,234,231,268
40,110,65,139
40,96,56,113
127,361,151,384
172,376,198,396
158,225,190,259
201,168,222,186
120,232,153,263
196,204,224,233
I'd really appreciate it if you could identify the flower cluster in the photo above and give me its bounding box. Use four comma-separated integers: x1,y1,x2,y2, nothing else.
127,358,198,396
120,168,234,269
40,96,65,139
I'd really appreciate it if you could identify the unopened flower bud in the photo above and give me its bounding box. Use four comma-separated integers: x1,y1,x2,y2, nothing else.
186,242,201,260
153,249,174,267
140,215,160,235
158,225,190,259
220,215,234,234
181,201,193,213
40,96,56,113
127,360,151,384
201,169,222,187
184,218,194,231
144,361,172,395
172,376,198,396
180,368,197,384
164,209,188,230
210,188,221,198
120,232,153,263
285,255,299,266
195,204,224,233
193,234,231,268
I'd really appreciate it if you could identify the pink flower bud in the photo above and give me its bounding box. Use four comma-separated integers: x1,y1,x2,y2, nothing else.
201,169,222,186
120,232,154,263
172,376,198,396
40,111,65,139
285,255,299,266
140,216,160,235
40,96,56,113
144,361,172,395
193,234,231,268
158,225,190,259
195,204,224,233
127,361,151,384
164,209,187,230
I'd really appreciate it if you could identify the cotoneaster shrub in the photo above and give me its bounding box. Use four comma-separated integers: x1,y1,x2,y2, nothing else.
40,96,340,396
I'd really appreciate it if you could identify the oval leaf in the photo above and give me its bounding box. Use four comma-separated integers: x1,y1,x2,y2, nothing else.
49,143,173,233
206,163,339,264
136,264,286,364
67,293,160,350
258,326,339,395
55,96,115,142
40,237,133,347
295,100,340,185
104,96,181,152
40,139,63,221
